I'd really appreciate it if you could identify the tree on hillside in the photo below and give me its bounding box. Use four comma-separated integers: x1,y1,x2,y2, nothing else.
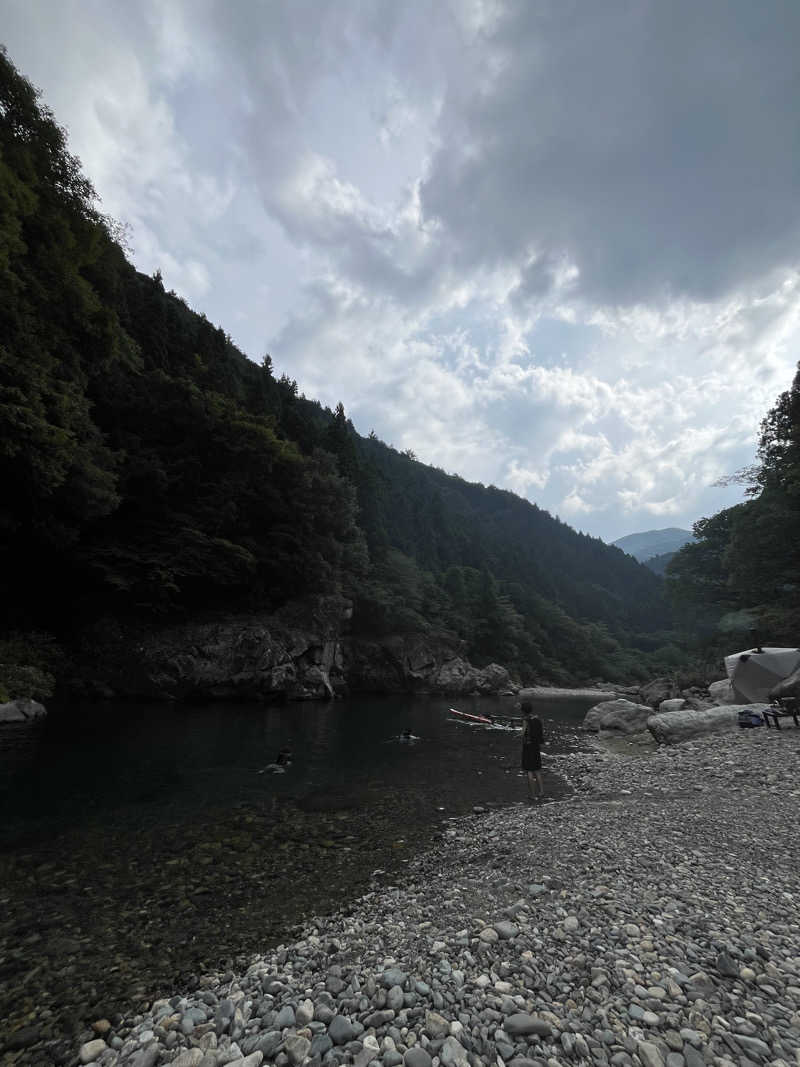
667,360,800,642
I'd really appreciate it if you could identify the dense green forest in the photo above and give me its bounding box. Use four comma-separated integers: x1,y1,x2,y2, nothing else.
667,362,800,651
0,50,682,698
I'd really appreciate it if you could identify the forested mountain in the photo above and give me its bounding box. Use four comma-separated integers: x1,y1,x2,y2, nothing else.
0,50,678,693
667,364,800,649
612,528,693,561
642,552,677,577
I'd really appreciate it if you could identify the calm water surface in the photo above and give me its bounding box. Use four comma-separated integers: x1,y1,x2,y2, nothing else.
0,694,588,1048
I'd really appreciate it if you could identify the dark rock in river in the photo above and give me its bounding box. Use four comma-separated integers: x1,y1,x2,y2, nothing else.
68,596,515,702
0,698,47,723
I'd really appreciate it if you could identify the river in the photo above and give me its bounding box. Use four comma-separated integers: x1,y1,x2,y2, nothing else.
0,694,590,1050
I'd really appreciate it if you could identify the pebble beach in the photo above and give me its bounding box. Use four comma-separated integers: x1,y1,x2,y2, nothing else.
9,726,800,1067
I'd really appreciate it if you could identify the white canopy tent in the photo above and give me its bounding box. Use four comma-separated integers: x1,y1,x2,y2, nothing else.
724,646,800,703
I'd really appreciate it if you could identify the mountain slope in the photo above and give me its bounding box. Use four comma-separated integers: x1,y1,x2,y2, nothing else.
612,527,694,561
0,49,677,686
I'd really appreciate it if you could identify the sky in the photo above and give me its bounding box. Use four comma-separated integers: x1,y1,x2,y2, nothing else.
3,0,800,542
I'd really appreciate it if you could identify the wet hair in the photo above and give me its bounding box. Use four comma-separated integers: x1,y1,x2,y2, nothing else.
521,700,533,715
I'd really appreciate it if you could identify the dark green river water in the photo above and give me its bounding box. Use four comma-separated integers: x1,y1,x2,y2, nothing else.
0,694,588,1050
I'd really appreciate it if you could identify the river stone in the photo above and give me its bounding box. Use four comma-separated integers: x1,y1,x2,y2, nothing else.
284,1035,311,1066
79,1039,108,1063
310,1034,333,1057
365,1010,396,1028
130,1049,160,1067
172,1051,204,1067
479,927,499,943
733,1035,772,1058
381,969,408,989
404,1049,433,1067
637,1042,665,1067
716,952,739,977
439,1036,469,1067
3,1028,41,1051
254,1032,283,1058
275,1005,296,1028
493,921,519,940
296,998,314,1026
329,1015,357,1045
386,984,405,1011
505,1013,553,1037
425,1011,450,1039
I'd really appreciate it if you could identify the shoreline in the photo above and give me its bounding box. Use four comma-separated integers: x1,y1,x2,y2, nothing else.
41,726,800,1067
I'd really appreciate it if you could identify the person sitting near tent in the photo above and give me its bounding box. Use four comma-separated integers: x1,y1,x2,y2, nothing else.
521,702,544,801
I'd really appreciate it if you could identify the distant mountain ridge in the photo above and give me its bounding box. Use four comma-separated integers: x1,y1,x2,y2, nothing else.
612,527,694,562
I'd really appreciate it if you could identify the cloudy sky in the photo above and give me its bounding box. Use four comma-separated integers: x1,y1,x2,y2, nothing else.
4,0,800,541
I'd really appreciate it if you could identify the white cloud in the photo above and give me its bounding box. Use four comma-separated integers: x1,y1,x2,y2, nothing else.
2,0,799,541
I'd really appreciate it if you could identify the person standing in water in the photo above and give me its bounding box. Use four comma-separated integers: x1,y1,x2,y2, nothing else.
521,701,544,800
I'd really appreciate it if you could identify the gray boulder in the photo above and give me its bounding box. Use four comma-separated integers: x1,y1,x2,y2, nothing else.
658,697,687,714
0,698,47,723
647,704,769,744
708,678,736,705
583,698,654,734
770,666,800,700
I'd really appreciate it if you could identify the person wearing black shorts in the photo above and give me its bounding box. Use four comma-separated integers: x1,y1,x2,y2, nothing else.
521,701,544,800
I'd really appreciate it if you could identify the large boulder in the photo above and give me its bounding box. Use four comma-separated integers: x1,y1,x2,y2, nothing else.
647,704,769,744
0,698,47,723
708,678,737,705
770,666,800,700
583,698,654,734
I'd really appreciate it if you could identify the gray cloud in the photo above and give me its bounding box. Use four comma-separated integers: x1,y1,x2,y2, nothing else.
422,0,800,306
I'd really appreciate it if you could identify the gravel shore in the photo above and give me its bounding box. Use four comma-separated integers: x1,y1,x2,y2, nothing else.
18,728,800,1066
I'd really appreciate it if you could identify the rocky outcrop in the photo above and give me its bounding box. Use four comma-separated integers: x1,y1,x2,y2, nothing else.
0,698,47,723
345,634,514,695
647,704,769,744
518,687,615,711
69,599,515,702
583,698,654,734
70,597,352,703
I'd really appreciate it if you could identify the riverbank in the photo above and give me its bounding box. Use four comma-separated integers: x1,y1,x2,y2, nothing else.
43,726,800,1067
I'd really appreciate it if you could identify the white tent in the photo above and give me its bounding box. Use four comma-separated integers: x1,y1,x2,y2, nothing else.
724,646,800,703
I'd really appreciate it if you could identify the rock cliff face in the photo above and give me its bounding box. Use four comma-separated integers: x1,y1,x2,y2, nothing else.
68,597,514,702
